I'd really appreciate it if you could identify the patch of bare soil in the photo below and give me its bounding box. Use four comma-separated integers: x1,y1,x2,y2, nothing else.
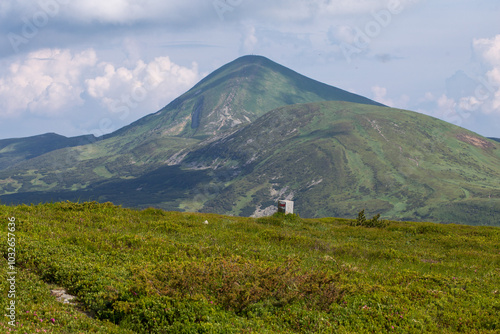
456,134,495,149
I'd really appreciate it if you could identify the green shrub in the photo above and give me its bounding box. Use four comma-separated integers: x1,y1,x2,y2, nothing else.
351,210,388,228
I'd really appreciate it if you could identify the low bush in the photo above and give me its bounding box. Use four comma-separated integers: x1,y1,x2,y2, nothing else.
350,210,388,228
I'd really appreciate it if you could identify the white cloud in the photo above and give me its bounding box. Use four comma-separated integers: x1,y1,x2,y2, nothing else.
423,34,500,128
474,35,500,67
458,96,481,112
372,85,391,105
85,56,200,117
4,0,423,27
241,25,258,54
0,48,97,117
469,35,500,115
0,47,200,131
437,94,456,112
371,85,409,108
433,94,468,127
0,0,214,29
58,0,211,24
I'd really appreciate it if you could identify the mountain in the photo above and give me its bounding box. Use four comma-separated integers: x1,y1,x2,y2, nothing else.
1,56,499,225
0,133,99,170
0,55,383,198
108,55,384,140
489,137,500,143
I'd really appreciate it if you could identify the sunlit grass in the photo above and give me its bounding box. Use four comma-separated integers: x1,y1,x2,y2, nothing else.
1,202,499,333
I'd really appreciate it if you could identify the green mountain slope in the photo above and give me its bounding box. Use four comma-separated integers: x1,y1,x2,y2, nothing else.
4,101,498,225
176,101,500,225
0,135,199,195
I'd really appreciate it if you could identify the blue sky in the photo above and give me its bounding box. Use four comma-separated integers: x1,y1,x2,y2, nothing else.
0,0,499,139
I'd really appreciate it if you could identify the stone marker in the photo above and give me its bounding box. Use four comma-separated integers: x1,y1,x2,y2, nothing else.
277,200,294,214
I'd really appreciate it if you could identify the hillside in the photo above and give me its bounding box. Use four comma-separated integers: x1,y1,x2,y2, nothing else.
177,101,500,225
1,202,499,333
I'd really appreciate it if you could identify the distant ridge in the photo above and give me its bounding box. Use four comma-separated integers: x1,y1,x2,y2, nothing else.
489,137,500,143
0,133,99,170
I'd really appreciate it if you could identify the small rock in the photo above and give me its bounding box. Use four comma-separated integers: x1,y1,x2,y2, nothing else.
51,289,76,304
203,220,209,224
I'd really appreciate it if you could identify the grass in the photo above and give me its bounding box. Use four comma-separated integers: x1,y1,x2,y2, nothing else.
1,202,499,333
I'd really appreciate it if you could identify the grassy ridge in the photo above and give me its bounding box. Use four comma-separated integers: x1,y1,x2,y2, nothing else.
1,202,499,333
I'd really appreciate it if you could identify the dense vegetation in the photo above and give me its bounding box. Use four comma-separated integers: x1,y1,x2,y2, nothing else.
1,202,499,333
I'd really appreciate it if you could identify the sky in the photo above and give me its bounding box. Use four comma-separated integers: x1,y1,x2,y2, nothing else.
0,0,499,140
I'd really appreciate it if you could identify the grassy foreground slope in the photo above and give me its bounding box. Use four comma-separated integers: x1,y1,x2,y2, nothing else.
1,202,499,333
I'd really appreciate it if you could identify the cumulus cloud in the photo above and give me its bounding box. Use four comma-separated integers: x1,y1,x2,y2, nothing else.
0,47,200,133
437,94,456,113
474,35,500,67
0,48,97,117
467,35,500,115
450,35,500,116
472,36,500,114
418,35,500,129
86,56,200,117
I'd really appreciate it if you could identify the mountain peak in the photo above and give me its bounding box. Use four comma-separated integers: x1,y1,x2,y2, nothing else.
112,55,384,139
229,54,273,64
